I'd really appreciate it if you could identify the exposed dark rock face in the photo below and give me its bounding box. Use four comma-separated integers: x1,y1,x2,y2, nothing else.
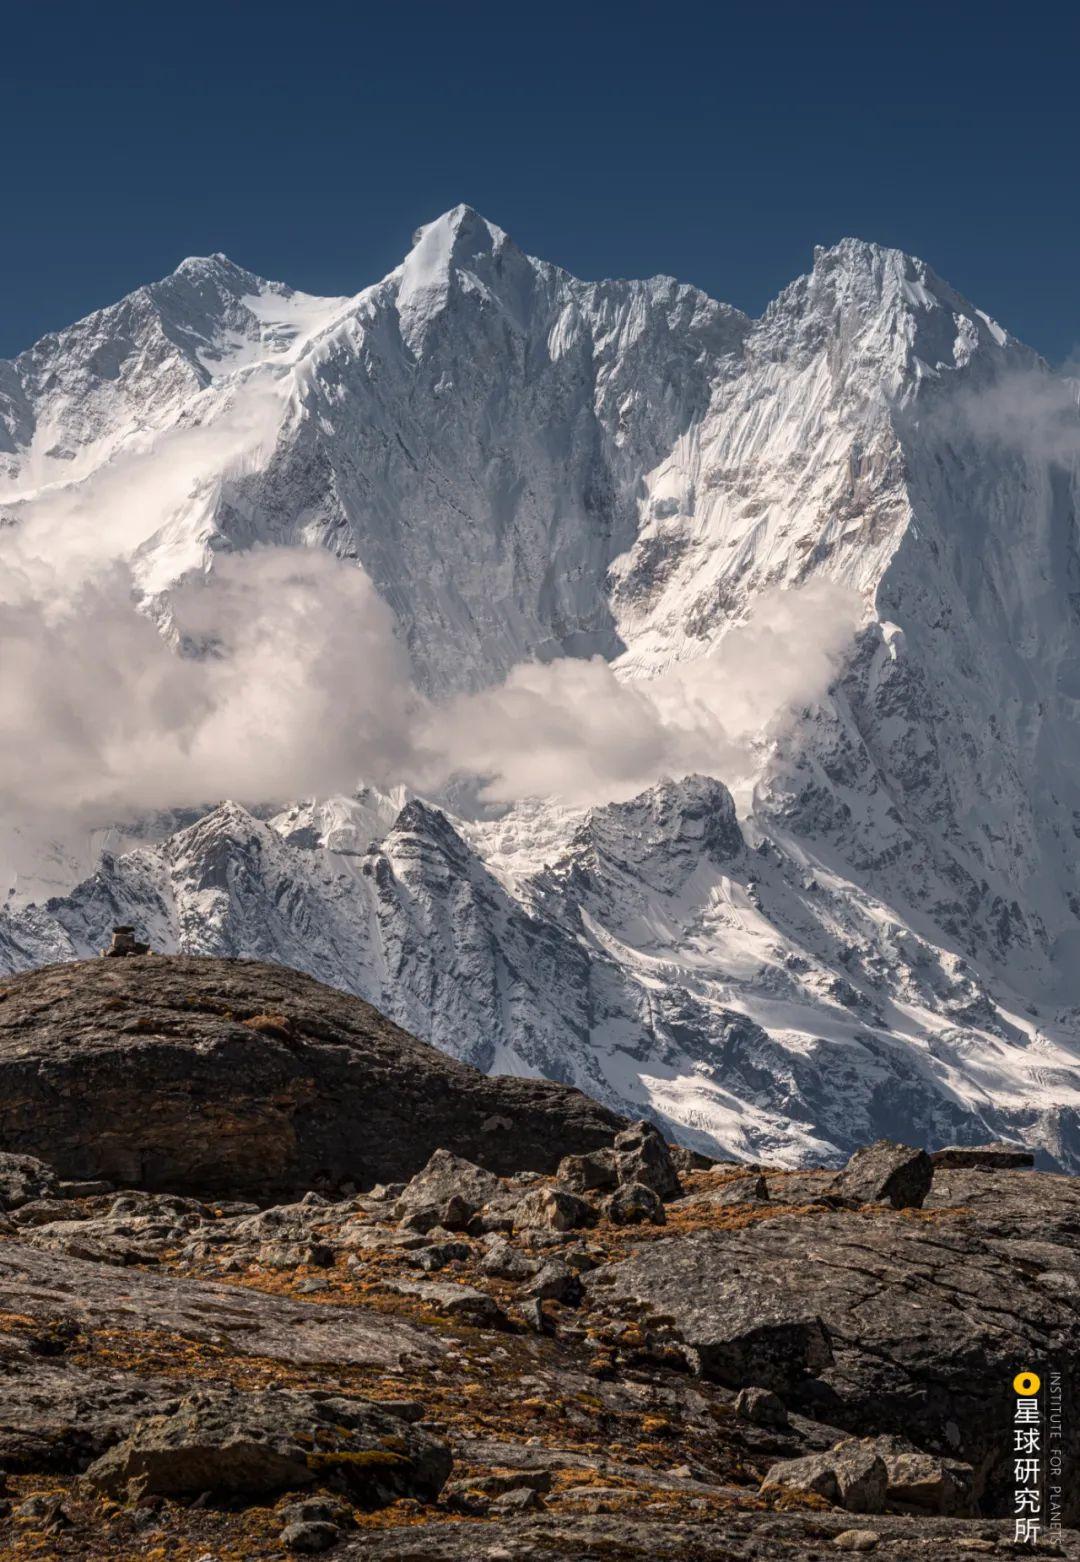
930,1142,1036,1170
0,956,1077,1558
0,957,622,1197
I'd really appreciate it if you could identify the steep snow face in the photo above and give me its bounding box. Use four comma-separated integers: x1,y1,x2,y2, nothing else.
4,212,1080,1167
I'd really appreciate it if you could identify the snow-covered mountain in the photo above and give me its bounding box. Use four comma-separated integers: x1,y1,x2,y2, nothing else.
4,207,1080,1168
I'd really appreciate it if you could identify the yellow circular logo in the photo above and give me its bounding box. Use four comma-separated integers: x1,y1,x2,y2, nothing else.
1014,1371,1041,1396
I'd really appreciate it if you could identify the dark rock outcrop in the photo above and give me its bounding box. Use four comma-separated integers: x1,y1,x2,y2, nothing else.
0,957,623,1197
930,1142,1035,1170
0,1152,58,1211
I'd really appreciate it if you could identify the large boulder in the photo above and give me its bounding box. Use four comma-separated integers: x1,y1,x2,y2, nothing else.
606,1181,666,1226
829,1140,932,1209
761,1439,888,1514
587,1229,833,1393
513,1186,596,1233
613,1121,682,1201
81,1386,451,1503
872,1436,975,1517
394,1150,502,1231
556,1149,618,1194
763,1433,974,1518
0,958,623,1198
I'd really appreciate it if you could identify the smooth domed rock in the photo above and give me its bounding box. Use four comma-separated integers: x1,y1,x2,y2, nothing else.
0,957,623,1198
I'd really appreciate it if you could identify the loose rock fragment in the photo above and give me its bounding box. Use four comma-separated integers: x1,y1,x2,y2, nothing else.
707,1173,769,1206
761,1440,887,1513
613,1121,682,1201
514,1185,596,1232
829,1140,932,1209
606,1180,666,1226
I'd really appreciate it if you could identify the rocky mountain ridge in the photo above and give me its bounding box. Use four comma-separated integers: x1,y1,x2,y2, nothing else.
3,209,1080,1168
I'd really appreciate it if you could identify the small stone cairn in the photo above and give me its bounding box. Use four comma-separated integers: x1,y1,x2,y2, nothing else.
101,925,151,958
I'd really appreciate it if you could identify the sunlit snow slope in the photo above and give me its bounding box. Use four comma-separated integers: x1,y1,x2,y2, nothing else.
4,208,1080,1168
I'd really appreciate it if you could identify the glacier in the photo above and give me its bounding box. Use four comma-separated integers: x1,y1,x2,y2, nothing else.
3,205,1080,1168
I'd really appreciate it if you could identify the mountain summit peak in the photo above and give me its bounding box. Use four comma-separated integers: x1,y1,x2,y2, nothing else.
408,204,509,256
396,205,521,347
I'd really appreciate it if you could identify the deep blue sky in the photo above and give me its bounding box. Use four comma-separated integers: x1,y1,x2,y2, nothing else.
3,0,1077,362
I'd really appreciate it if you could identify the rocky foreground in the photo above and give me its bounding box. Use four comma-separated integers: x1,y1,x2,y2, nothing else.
0,959,1076,1558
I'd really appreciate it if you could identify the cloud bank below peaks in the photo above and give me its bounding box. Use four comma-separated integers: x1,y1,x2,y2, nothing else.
0,547,861,825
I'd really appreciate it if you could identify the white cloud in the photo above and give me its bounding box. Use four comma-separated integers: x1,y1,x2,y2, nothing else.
0,539,860,825
417,580,861,805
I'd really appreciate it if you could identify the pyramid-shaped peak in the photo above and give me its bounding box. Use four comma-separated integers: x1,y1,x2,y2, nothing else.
174,251,237,273
396,206,530,348
169,252,258,286
408,205,512,263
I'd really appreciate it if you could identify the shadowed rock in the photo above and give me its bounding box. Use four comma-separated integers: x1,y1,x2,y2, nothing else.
930,1143,1035,1170
0,957,623,1198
